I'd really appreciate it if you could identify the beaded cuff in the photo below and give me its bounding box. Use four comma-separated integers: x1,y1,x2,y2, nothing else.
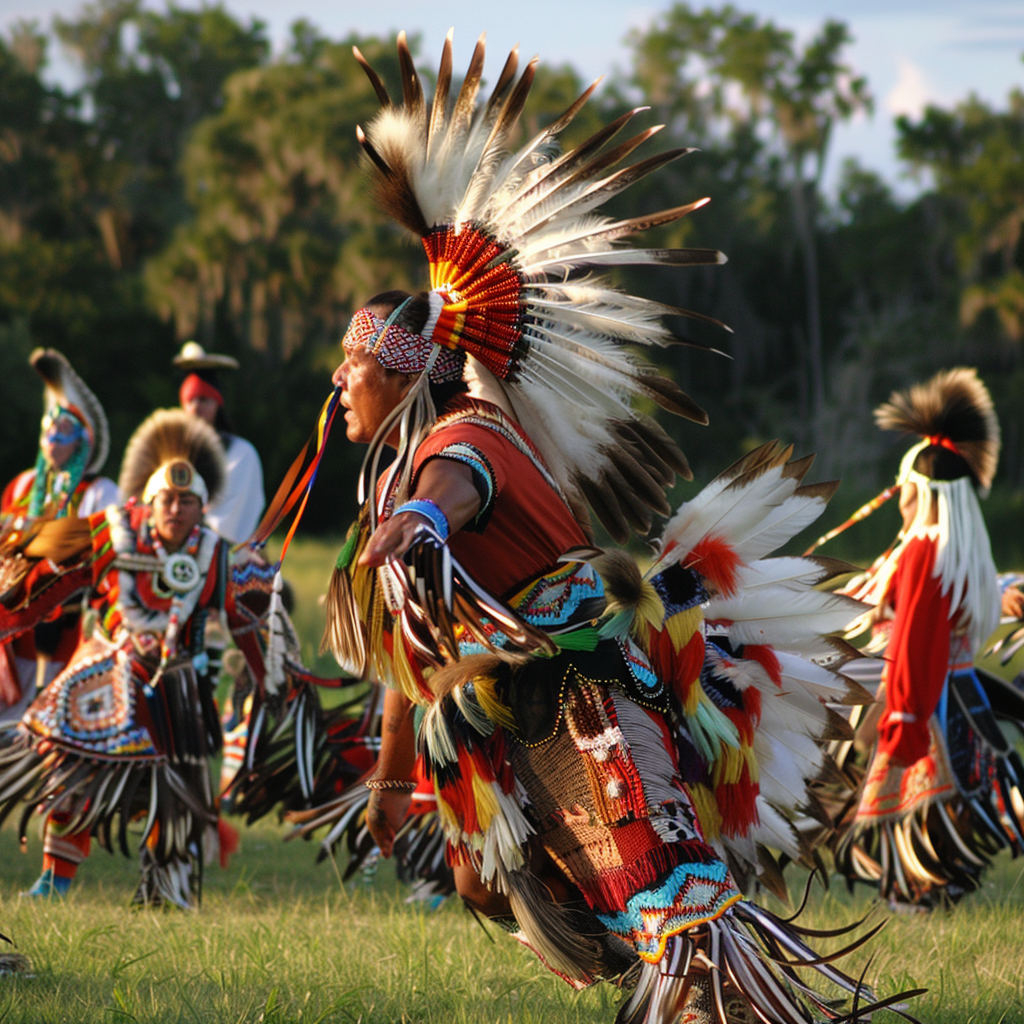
393,498,450,541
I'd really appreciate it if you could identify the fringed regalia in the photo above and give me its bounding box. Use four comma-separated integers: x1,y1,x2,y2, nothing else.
831,369,1024,906
0,411,291,907
290,32,923,1022
0,349,118,722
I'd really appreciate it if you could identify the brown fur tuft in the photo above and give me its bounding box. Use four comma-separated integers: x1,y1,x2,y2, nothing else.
592,550,644,611
118,409,227,505
874,367,999,490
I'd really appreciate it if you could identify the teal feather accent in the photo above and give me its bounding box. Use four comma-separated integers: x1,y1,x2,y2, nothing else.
687,698,740,766
597,610,635,642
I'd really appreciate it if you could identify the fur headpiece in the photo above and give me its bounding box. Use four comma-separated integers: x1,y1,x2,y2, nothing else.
349,31,729,543
119,409,226,506
874,367,1000,493
30,348,109,475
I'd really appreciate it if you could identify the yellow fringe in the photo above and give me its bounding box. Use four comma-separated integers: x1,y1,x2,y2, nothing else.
687,783,722,841
470,774,501,833
665,606,703,650
434,790,460,836
473,674,516,731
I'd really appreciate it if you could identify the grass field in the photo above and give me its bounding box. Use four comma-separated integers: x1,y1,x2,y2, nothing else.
1,537,1023,1023
1,818,1023,1023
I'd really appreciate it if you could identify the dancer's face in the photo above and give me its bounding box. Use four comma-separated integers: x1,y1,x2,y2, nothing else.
898,482,918,532
41,413,85,470
183,395,219,426
152,489,203,551
332,345,413,446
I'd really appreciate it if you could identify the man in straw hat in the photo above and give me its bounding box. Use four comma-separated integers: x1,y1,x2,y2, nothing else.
0,409,286,905
1,350,119,722
174,341,264,545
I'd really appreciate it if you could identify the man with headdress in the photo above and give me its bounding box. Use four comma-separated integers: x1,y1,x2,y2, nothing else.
0,350,118,721
0,409,284,905
833,368,1024,906
260,33,913,1023
174,341,264,546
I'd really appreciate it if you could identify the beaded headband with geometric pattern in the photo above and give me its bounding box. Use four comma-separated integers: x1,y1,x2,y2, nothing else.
342,306,465,384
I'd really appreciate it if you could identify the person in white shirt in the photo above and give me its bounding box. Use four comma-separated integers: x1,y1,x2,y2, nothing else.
173,342,265,545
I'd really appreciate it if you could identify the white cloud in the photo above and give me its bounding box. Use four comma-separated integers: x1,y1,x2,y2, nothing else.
885,58,935,119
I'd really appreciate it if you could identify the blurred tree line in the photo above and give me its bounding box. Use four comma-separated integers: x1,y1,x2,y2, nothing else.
1,1,1023,562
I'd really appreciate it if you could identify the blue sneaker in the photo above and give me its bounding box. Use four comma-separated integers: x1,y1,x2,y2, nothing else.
21,868,71,898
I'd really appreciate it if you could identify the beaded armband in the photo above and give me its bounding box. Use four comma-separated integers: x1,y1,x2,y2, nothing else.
393,499,450,541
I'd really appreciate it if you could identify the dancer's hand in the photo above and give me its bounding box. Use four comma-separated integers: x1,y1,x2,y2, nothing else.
366,788,412,858
360,512,429,567
1002,586,1024,619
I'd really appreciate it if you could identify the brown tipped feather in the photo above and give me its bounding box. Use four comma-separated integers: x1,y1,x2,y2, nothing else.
427,31,453,157
481,58,537,156
523,146,695,230
396,32,424,123
543,79,601,137
485,44,520,115
794,479,840,503
632,371,708,425
504,108,650,217
780,451,815,483
352,46,391,106
450,33,486,133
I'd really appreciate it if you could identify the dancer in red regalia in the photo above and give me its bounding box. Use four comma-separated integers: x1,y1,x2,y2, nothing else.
0,410,291,905
269,31,922,1023
832,368,1024,907
0,349,118,722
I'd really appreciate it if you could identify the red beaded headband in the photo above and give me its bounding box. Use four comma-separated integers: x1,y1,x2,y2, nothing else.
342,307,464,384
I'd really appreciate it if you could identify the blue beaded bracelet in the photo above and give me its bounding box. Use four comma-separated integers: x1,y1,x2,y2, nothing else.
393,498,450,541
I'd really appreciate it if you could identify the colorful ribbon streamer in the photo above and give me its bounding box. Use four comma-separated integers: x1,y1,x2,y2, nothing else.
803,485,897,556
246,387,341,565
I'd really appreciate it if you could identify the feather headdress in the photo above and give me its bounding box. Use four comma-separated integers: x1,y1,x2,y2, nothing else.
875,366,1000,493
350,31,728,543
119,409,226,506
31,348,109,475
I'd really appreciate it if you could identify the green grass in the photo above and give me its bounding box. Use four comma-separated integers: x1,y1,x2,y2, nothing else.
1,535,1022,1022
1,818,1023,1023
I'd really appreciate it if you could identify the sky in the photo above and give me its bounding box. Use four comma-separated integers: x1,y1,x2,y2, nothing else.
2,0,1022,197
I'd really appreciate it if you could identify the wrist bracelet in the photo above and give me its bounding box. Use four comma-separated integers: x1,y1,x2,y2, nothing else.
365,778,417,791
393,498,450,541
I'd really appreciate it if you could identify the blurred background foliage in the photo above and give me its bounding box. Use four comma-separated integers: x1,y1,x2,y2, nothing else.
2,0,1024,562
